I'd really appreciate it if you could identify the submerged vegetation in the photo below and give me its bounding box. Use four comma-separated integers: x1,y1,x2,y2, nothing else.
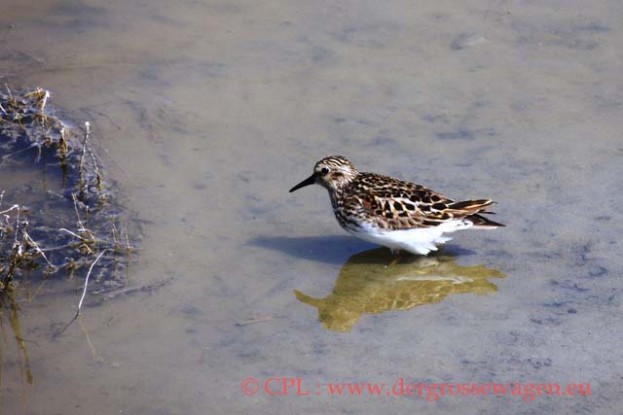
0,86,132,294
0,85,135,352
0,86,135,388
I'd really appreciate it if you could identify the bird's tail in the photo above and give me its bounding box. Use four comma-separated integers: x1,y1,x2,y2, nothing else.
466,213,505,228
447,199,505,228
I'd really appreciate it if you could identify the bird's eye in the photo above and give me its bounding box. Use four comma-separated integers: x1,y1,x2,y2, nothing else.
320,167,330,176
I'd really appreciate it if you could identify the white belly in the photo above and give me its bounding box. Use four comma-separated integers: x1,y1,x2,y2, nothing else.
347,220,474,255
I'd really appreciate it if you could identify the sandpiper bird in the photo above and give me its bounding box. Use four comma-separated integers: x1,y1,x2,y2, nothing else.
289,155,503,255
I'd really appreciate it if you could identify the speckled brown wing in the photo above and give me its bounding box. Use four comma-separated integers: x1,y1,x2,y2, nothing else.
344,173,457,230
343,172,502,230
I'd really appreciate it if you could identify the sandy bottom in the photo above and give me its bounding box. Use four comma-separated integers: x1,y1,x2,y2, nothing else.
1,0,621,413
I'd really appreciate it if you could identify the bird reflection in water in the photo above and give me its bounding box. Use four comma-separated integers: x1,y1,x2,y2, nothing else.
295,248,504,332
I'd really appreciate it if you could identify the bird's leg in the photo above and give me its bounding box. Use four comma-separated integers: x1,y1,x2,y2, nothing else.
387,249,403,266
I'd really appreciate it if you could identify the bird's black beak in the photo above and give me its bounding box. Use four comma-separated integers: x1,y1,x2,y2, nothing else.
289,174,316,193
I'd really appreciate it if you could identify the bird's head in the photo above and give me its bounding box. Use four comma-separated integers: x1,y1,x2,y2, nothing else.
289,155,358,193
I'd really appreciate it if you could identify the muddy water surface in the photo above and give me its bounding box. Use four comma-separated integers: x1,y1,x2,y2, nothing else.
1,1,622,414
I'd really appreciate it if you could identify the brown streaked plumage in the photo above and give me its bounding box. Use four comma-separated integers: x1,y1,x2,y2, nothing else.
289,155,504,255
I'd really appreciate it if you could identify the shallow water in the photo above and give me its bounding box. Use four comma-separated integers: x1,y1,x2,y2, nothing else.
1,0,622,413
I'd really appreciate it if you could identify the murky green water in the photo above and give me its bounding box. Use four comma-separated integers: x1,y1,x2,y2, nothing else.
1,0,622,413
